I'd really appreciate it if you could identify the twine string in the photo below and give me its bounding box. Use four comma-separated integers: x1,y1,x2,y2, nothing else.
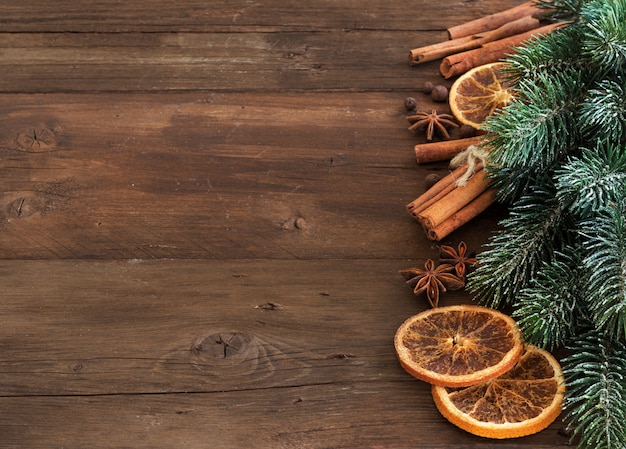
449,144,490,187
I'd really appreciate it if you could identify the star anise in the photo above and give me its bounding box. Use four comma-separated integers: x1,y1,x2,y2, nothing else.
400,259,465,308
406,109,459,141
439,241,477,280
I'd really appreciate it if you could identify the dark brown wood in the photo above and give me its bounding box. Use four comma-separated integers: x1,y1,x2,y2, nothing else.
0,0,517,33
0,393,567,448
0,92,496,260
0,31,427,93
0,260,567,448
0,259,453,396
0,1,567,447
0,0,522,94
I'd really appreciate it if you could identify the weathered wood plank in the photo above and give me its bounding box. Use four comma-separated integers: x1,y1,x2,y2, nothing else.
0,259,567,448
0,1,558,447
0,259,418,396
0,31,437,93
0,0,527,93
0,389,567,448
0,0,522,33
0,92,499,260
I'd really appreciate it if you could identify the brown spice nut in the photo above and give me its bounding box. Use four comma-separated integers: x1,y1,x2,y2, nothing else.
431,85,449,102
425,173,442,189
459,124,477,138
404,97,418,111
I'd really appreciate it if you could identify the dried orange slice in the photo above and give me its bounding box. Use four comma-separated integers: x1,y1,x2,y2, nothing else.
449,62,513,129
394,305,524,387
432,345,565,439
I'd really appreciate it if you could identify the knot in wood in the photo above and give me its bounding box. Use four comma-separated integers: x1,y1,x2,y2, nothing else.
280,215,307,232
15,126,57,152
8,196,40,218
191,332,253,360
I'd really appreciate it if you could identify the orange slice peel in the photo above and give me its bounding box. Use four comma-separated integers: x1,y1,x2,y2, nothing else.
449,62,513,129
394,305,524,388
394,304,565,439
431,344,565,439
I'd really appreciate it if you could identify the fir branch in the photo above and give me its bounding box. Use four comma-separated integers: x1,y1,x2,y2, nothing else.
534,0,587,22
504,26,585,83
513,249,586,350
556,142,626,218
485,166,542,203
483,70,583,199
578,78,626,143
580,0,626,74
467,186,573,308
580,194,626,339
563,331,626,449
468,3,626,447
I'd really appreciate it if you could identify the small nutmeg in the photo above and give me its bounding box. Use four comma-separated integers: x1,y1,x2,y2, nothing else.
431,85,449,102
423,81,435,94
404,97,418,111
425,173,441,189
459,124,477,138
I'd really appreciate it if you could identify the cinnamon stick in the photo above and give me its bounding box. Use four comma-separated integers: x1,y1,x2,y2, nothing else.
417,167,491,230
426,189,497,241
410,35,478,66
406,164,469,217
414,136,482,164
440,22,563,79
409,15,541,65
447,1,542,40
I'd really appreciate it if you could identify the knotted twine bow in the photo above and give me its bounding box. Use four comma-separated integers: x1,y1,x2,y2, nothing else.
449,144,490,187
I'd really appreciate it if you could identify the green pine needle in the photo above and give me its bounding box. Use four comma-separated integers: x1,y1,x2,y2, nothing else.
484,70,582,172
580,0,626,72
578,78,626,143
556,142,626,218
563,331,626,448
467,187,573,308
580,194,626,339
504,26,585,83
454,3,626,447
514,249,586,350
535,0,588,21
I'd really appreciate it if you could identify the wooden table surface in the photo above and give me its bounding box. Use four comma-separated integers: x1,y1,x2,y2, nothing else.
0,1,569,447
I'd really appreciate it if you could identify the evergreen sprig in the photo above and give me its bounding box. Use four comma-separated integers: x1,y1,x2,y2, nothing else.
504,27,585,83
485,70,582,171
466,1,626,447
467,184,575,308
563,331,626,448
556,142,626,217
483,55,586,202
535,0,588,21
579,79,626,142
580,193,626,339
581,0,626,72
513,250,586,350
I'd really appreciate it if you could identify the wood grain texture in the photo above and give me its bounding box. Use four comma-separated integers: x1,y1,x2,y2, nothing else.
0,392,568,448
0,0,521,93
0,0,566,447
0,259,425,396
0,259,567,448
0,0,515,33
0,31,428,93
0,393,569,448
0,92,499,260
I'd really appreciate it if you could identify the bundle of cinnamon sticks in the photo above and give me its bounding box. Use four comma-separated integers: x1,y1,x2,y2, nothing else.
405,2,563,241
407,157,495,241
409,1,562,79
